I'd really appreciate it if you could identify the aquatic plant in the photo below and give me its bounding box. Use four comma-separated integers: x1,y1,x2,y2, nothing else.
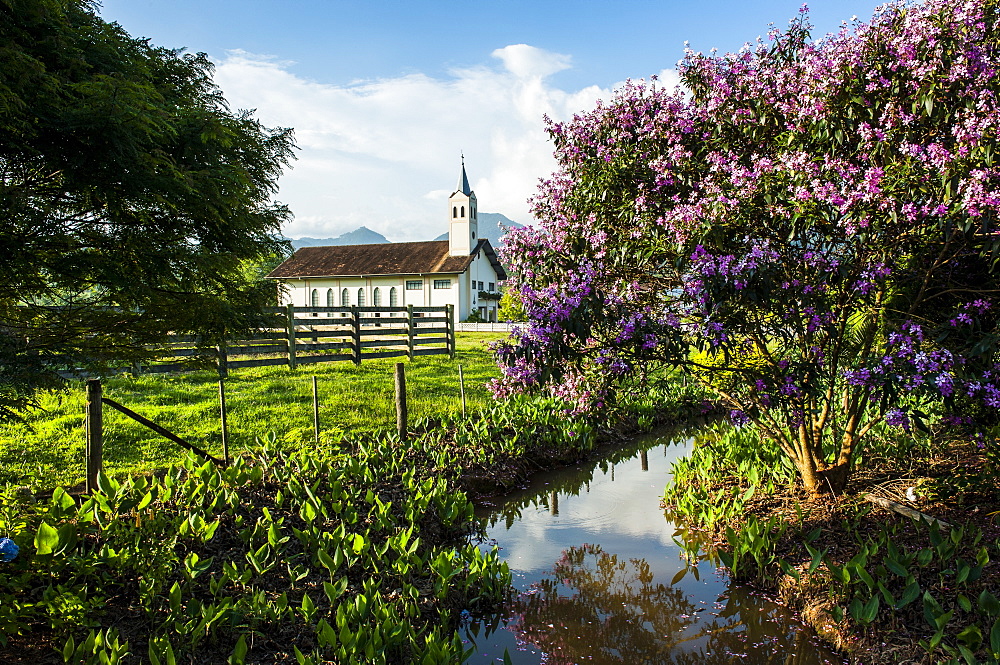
0,437,510,663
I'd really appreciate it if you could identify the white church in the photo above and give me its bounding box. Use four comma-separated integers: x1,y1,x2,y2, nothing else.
267,159,507,322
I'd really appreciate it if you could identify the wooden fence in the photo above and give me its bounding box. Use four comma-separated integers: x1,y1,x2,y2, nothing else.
61,304,455,379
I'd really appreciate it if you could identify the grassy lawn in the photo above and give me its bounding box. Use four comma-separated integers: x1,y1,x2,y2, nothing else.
0,333,508,490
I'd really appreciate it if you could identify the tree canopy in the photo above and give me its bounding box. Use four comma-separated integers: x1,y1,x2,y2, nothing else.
0,0,295,417
494,0,1000,494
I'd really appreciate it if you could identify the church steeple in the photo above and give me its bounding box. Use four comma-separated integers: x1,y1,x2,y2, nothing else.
448,154,478,256
456,154,472,195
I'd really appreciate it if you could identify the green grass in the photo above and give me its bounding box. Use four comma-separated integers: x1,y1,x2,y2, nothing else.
0,333,508,489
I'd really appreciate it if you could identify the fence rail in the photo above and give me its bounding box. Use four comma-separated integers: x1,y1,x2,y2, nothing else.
60,304,455,380
454,322,521,333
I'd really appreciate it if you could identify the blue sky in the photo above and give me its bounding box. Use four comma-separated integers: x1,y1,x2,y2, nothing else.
99,0,886,241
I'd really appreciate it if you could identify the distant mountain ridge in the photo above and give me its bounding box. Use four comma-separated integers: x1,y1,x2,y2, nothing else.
288,226,389,249
288,213,523,250
432,212,523,247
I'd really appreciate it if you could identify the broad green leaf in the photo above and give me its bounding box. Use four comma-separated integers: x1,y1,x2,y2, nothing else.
980,590,1000,616
34,521,59,555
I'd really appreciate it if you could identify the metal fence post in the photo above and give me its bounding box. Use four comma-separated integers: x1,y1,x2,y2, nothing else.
458,363,467,419
219,378,229,465
395,362,407,442
286,303,297,370
312,375,320,444
85,379,103,493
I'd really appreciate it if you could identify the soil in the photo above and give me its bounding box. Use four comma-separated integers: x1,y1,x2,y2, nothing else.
691,439,1000,664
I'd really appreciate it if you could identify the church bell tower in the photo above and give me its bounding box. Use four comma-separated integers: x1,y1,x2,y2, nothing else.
448,155,478,257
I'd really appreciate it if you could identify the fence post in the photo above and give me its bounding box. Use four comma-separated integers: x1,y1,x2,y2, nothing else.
85,379,103,494
352,306,362,366
395,362,407,442
219,378,229,465
286,303,297,370
407,304,415,360
446,304,456,359
217,343,228,379
312,375,320,444
458,363,467,419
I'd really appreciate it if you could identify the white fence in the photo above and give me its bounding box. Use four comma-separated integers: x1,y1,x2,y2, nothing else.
455,322,521,333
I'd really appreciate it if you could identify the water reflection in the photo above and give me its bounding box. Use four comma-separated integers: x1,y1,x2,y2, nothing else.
506,544,830,665
466,430,844,664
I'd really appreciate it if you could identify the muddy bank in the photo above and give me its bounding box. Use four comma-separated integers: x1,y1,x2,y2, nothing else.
673,440,1000,664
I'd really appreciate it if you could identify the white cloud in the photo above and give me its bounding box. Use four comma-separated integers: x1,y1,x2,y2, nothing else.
491,44,572,79
214,46,669,242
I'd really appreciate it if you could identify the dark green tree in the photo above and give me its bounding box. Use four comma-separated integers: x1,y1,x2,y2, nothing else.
0,0,295,417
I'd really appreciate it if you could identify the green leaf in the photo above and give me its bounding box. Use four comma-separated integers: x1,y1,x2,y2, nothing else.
136,491,154,511
860,595,880,624
63,635,76,662
992,619,1000,657
56,524,78,553
52,487,76,512
229,635,248,665
980,590,1000,617
884,557,909,577
317,547,337,572
34,521,59,555
897,581,921,609
324,577,348,602
169,582,182,613
956,624,983,650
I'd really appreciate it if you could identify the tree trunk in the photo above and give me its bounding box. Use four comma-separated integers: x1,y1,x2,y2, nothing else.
818,461,850,495
795,458,851,496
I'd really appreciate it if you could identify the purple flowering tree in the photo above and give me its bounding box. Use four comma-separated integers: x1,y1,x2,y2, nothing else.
493,0,1000,495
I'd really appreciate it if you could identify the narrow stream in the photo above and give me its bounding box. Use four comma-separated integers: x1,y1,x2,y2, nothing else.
463,431,845,664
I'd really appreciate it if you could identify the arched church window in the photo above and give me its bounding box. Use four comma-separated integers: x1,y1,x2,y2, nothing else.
341,288,349,306
373,287,381,307
461,206,465,217
453,207,457,218
310,289,319,307
326,288,334,316
358,288,366,307
389,287,399,307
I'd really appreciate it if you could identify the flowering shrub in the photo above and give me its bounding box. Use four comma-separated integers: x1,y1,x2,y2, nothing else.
494,0,1000,494
0,537,18,563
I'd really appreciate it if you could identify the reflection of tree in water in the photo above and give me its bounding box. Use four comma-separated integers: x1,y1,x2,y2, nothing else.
507,544,833,665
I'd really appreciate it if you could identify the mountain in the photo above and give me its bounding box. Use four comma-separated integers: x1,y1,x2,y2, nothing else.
287,214,523,250
433,212,523,247
289,226,389,249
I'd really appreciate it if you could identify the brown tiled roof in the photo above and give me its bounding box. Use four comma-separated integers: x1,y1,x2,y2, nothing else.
267,239,507,280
